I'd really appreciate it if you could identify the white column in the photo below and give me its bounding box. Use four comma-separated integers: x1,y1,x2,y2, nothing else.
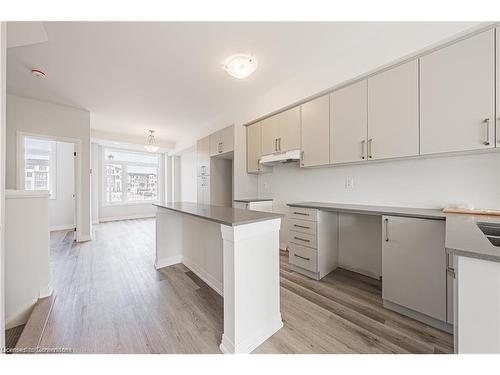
155,208,183,269
219,218,283,354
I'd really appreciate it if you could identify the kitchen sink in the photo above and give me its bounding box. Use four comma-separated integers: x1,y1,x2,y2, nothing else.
477,222,500,247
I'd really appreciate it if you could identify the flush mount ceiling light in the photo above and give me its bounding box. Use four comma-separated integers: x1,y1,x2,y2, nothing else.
223,54,258,79
31,68,46,78
144,130,159,153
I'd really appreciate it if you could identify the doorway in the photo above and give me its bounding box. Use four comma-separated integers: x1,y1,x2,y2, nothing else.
18,134,78,240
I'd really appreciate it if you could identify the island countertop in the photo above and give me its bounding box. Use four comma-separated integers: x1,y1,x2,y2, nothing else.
154,202,282,227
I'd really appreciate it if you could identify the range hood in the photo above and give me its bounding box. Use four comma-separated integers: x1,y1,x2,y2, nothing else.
259,149,301,165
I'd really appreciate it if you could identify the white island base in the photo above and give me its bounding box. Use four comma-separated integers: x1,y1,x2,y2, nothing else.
155,205,283,354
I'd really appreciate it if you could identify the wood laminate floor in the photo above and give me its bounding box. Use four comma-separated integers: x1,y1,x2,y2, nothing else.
39,218,453,354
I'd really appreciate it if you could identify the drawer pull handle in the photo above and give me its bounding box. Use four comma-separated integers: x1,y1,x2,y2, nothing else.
293,211,309,216
293,224,310,229
294,254,310,261
483,118,491,146
294,236,310,242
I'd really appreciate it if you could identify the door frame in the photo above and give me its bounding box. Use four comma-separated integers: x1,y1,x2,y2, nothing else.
16,131,83,241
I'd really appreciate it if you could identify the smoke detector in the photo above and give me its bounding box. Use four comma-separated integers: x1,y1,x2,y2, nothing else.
31,68,46,78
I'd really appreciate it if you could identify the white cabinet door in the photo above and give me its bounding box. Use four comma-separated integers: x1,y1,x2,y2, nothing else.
497,27,500,148
196,136,210,176
261,114,280,156
368,60,419,160
382,215,446,321
420,29,495,155
197,175,210,204
330,80,368,164
247,122,262,173
219,125,234,154
210,125,234,156
300,94,330,167
279,106,301,152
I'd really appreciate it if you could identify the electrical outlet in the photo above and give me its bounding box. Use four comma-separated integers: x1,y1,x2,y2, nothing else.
345,176,354,190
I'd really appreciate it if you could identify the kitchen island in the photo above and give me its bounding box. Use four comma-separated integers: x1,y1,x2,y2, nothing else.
154,202,283,354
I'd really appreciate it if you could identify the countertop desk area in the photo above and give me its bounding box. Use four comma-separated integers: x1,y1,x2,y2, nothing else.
154,202,283,354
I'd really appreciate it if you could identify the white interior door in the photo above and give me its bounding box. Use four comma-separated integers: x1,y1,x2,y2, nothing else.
420,29,495,155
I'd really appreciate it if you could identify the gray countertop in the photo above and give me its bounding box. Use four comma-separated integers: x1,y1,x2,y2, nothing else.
288,201,500,262
234,198,273,203
154,202,282,227
445,214,500,262
287,201,446,220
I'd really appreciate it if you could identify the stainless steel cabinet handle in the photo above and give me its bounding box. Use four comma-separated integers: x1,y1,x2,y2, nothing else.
293,224,310,229
368,138,373,159
293,211,309,216
218,142,223,153
274,139,277,152
361,139,366,159
278,138,281,152
294,254,310,261
384,218,389,242
293,236,310,242
300,151,305,166
483,118,490,146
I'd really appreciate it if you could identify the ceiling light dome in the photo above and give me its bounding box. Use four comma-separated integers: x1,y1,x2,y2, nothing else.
144,130,159,153
223,54,258,79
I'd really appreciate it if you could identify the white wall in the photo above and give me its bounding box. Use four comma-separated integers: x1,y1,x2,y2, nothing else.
260,152,500,209
6,94,92,241
180,147,197,202
0,21,7,348
5,191,50,329
49,141,75,231
173,23,487,205
91,142,99,224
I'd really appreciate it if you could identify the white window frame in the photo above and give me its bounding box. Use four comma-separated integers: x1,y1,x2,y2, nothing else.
102,147,161,206
18,134,57,199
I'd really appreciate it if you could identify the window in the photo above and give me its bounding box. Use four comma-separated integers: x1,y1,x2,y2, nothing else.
23,137,57,198
103,148,160,205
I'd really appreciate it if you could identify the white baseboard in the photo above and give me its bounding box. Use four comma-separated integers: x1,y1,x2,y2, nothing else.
39,286,53,299
77,234,91,242
155,255,182,269
183,257,223,296
220,316,283,354
92,220,99,225
49,224,75,232
99,214,156,223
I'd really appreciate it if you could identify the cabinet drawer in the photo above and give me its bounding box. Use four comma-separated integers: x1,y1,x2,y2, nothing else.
289,207,318,222
288,243,318,273
288,231,317,249
288,218,317,236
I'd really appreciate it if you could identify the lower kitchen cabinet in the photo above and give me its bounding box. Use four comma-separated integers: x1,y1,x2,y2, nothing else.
382,215,447,322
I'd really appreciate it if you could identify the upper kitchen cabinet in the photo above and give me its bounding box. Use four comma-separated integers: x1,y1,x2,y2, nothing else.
367,60,419,160
497,27,500,148
420,29,495,155
210,125,234,157
196,136,210,176
301,95,330,167
247,122,262,173
261,114,280,155
278,106,301,152
330,80,367,164
261,106,301,155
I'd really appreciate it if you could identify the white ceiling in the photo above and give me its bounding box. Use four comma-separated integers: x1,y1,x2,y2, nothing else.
7,22,480,145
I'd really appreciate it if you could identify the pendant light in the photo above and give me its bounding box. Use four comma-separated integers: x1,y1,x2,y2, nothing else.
144,130,159,153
